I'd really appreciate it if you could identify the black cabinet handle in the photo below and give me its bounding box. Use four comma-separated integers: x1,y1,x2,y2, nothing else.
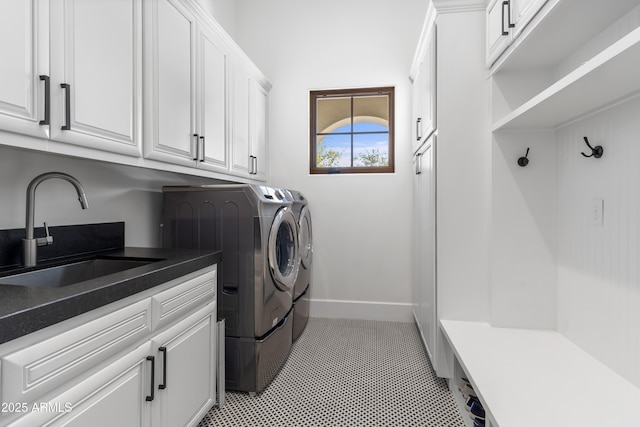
507,0,515,28
60,83,71,130
501,1,509,35
199,136,205,162
145,356,155,401
416,118,422,141
159,347,167,390
39,75,50,126
193,134,199,161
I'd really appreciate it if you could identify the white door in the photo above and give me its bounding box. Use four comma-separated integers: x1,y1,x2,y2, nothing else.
197,25,228,173
151,304,216,427
49,0,142,157
143,0,196,166
0,0,49,141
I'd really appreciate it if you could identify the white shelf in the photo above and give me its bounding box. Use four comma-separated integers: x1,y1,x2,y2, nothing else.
493,26,640,131
440,320,640,427
493,0,640,73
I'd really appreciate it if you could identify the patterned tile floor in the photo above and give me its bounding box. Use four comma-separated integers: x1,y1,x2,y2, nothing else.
199,317,465,427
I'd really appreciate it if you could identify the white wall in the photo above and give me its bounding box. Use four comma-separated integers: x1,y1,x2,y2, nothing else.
234,0,427,321
196,0,237,38
490,130,558,329
556,95,640,388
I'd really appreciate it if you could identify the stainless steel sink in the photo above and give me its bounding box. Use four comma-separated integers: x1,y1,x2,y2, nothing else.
0,257,161,288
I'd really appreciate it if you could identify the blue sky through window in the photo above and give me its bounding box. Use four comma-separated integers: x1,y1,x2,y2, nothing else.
321,122,389,166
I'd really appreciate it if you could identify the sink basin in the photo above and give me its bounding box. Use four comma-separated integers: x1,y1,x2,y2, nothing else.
0,257,161,288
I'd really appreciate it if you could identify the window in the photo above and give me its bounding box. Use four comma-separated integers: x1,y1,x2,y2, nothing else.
310,87,394,174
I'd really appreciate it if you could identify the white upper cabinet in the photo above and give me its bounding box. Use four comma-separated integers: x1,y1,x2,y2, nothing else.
229,60,269,181
0,0,268,181
491,0,640,131
197,26,228,173
48,0,143,156
143,0,197,166
411,28,436,154
144,0,263,177
512,0,548,38
410,5,437,155
229,60,251,177
486,0,547,66
486,0,514,67
0,1,49,141
251,81,269,181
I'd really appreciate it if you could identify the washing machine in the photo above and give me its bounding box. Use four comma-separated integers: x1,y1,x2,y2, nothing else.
285,189,313,341
161,184,300,394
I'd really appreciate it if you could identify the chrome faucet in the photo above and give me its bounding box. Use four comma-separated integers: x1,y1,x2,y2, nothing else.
22,172,89,267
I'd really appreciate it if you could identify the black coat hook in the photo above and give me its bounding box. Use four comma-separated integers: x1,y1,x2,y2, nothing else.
518,147,530,167
581,136,603,158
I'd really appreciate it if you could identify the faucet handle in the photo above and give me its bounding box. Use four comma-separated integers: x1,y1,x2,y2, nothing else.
36,222,54,247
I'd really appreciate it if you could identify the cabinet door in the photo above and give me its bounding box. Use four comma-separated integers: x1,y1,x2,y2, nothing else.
415,136,437,363
411,152,422,321
411,25,436,155
151,303,216,427
143,0,197,166
512,0,547,38
486,0,513,66
250,80,268,181
0,0,49,141
197,25,228,173
49,0,142,157
418,26,436,145
2,299,151,407
8,342,153,427
411,76,421,154
229,60,252,178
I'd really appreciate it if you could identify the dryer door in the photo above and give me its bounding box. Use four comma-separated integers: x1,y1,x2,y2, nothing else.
268,207,300,291
299,206,313,269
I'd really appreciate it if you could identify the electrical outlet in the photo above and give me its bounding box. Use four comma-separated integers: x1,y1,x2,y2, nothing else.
592,199,604,227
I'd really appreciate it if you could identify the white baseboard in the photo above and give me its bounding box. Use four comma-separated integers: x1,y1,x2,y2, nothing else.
309,298,414,322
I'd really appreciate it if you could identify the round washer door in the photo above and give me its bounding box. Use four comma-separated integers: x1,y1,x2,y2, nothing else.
268,207,300,291
299,206,313,269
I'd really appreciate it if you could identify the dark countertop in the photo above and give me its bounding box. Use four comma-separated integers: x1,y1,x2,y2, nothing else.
0,247,222,345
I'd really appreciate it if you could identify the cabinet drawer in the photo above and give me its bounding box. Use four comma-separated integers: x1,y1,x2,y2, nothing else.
1,299,151,405
152,266,216,331
5,341,153,427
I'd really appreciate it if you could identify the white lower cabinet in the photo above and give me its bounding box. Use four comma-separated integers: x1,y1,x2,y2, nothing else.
151,304,216,427
0,265,220,427
9,342,153,427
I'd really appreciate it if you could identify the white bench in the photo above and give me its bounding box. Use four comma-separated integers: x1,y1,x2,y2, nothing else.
440,320,640,427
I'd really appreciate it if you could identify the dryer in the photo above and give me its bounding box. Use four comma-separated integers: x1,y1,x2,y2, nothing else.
286,189,313,341
162,184,300,394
